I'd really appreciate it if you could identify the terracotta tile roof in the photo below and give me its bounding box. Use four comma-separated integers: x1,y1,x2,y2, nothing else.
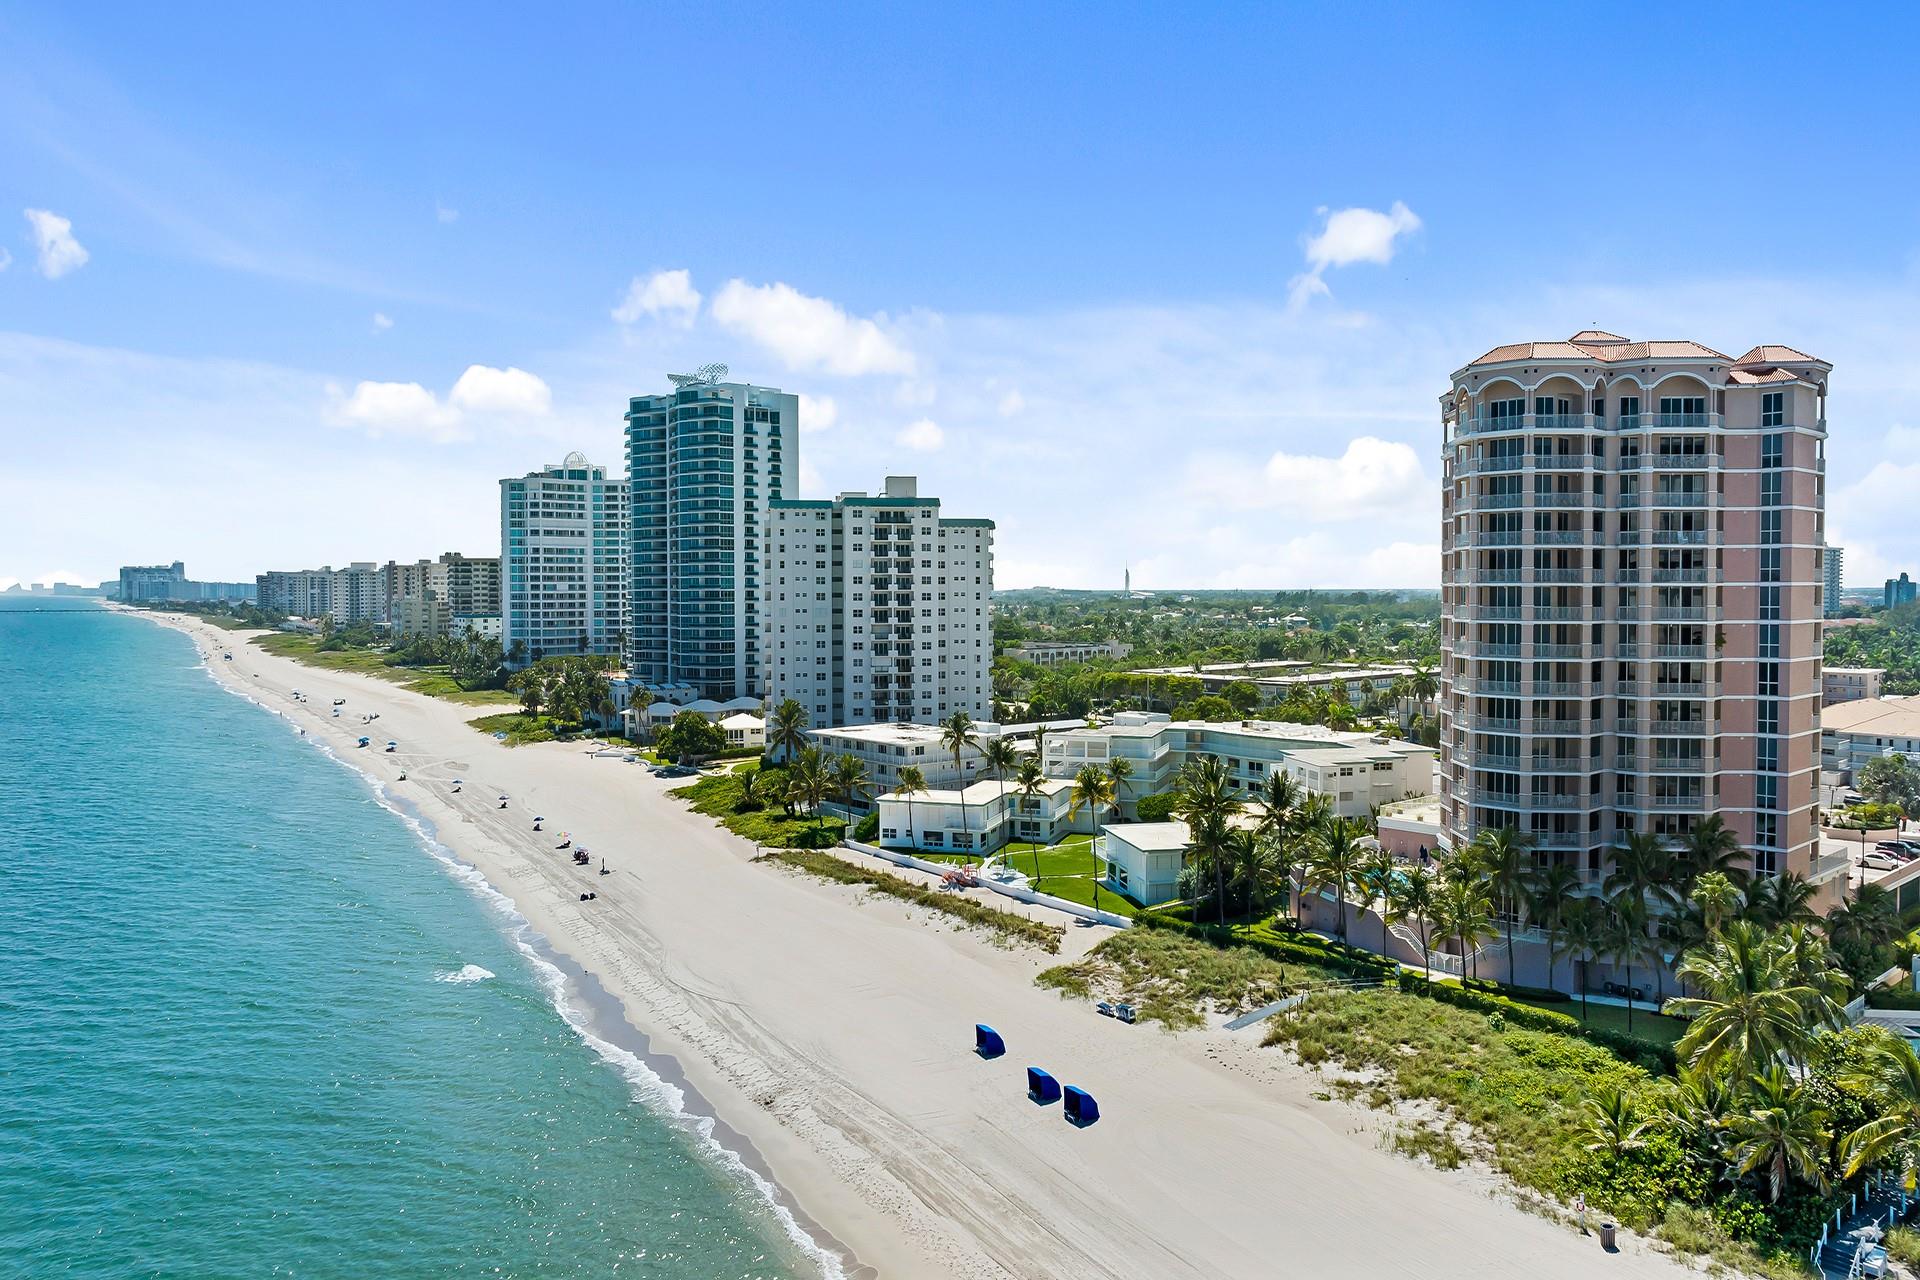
1728,367,1797,385
1466,332,1733,368
1734,344,1818,366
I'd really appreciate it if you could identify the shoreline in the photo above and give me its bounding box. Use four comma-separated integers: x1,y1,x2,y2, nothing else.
127,606,1697,1280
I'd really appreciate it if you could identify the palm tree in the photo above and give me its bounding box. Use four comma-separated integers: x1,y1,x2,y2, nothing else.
1729,1065,1830,1204
1579,1081,1650,1158
1186,810,1237,924
1603,896,1660,1034
940,711,981,862
1437,871,1496,979
831,754,873,820
1229,829,1290,920
1827,882,1901,956
1745,871,1819,930
1311,817,1368,946
1775,923,1852,1019
1665,921,1840,1081
1473,826,1533,988
1407,663,1439,718
1358,844,1399,916
1680,815,1751,895
1554,898,1607,1021
979,736,1020,860
1689,871,1744,938
787,746,830,837
1106,755,1136,821
1651,1065,1737,1167
1386,864,1440,982
1841,1035,1920,1189
1067,763,1116,914
1173,755,1235,922
1527,862,1583,994
768,698,810,763
894,765,927,851
1014,756,1048,883
1607,831,1675,999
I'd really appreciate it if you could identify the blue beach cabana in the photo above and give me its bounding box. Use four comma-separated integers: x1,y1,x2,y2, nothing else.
1064,1085,1099,1126
974,1024,1005,1058
1027,1067,1060,1104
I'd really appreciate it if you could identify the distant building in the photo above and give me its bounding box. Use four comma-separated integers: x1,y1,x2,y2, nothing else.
1821,695,1920,781
501,454,628,662
1887,573,1917,609
1007,639,1131,667
1824,545,1844,617
625,371,795,700
328,563,389,626
255,568,335,619
385,552,502,640
1823,667,1885,707
766,476,994,727
119,561,256,604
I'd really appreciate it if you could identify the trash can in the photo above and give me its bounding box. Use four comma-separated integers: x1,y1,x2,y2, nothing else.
1599,1221,1617,1250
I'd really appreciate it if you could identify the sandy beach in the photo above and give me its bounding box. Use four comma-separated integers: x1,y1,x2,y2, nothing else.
147,610,1695,1280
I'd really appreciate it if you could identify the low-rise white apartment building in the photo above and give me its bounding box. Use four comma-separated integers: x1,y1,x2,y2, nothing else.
807,721,998,793
875,775,1079,856
1042,712,1434,818
765,476,993,728
1821,696,1920,781
1823,667,1885,706
1006,639,1132,666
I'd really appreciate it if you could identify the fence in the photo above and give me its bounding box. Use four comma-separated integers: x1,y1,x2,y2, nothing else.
840,839,1134,929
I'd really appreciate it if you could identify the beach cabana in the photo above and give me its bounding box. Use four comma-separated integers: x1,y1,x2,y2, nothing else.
974,1024,1005,1058
1063,1085,1099,1126
1027,1067,1060,1104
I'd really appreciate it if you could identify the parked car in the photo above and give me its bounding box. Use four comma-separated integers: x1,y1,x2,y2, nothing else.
1861,850,1903,872
1895,840,1920,859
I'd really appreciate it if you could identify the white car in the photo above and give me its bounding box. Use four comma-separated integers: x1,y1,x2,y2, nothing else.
1860,850,1903,872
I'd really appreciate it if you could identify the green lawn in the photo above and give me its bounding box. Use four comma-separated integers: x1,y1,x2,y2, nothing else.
252,632,518,706
997,834,1141,917
1510,994,1688,1046
671,765,846,849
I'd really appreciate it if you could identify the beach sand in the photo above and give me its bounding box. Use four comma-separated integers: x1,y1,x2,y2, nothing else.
151,612,1695,1280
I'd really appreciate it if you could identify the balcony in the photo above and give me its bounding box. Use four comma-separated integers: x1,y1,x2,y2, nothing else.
1651,568,1709,583
1532,493,1588,508
1529,643,1585,659
1654,644,1707,660
1535,453,1598,471
1530,756,1588,773
1528,719,1591,735
1652,530,1718,546
1650,721,1711,737
1646,491,1711,507
1653,606,1708,621
1475,493,1525,510
1534,531,1588,546
1531,568,1585,583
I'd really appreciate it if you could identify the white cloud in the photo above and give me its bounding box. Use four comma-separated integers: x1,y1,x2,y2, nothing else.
1179,437,1429,521
612,268,702,326
24,208,89,278
436,203,459,224
798,392,837,432
0,247,10,272
710,279,915,376
997,389,1025,417
330,379,465,442
449,364,552,416
371,312,393,332
896,418,945,451
1288,201,1420,308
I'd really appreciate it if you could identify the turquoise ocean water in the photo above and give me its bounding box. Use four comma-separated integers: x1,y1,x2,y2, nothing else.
0,601,829,1280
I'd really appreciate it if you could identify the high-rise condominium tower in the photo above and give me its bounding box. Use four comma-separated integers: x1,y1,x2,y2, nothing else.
765,476,994,727
624,368,797,700
1824,545,1844,617
500,453,628,662
1439,332,1830,890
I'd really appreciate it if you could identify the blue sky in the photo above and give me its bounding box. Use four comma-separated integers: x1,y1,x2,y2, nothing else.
5,2,1920,590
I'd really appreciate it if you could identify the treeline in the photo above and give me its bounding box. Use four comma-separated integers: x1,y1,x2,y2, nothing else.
1823,602,1920,695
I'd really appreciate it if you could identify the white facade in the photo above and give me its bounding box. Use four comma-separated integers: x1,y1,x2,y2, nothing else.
1007,639,1131,666
806,720,996,793
1042,712,1434,818
1823,667,1885,707
1821,696,1920,781
625,374,796,700
255,568,335,619
1096,822,1192,906
875,776,1078,856
501,453,628,662
766,476,993,727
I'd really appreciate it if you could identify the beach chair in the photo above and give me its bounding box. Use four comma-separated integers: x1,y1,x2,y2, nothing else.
974,1024,1005,1059
1115,1003,1137,1024
1095,1001,1115,1018
1027,1067,1061,1105
1063,1085,1100,1126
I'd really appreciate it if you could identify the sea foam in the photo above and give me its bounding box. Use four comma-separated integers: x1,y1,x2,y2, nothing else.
434,964,496,984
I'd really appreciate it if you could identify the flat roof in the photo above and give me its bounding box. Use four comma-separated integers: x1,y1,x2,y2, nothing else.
1825,667,1886,676
1102,821,1191,851
887,777,1073,804
1823,696,1920,738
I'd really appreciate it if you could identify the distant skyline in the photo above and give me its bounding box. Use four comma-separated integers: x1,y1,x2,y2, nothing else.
5,4,1920,592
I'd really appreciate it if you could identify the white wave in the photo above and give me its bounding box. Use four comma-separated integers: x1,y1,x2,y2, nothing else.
434,963,496,984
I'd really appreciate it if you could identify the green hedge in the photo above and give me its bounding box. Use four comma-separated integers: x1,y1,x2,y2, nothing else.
1132,791,1179,822
1462,977,1572,1004
853,811,879,842
1135,910,1395,980
1399,972,1676,1072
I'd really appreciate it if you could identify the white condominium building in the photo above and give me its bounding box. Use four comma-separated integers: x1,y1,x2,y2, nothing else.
1439,331,1830,889
1006,639,1132,666
501,453,628,662
766,476,993,727
1041,712,1434,819
385,553,503,640
256,567,341,621
625,369,797,701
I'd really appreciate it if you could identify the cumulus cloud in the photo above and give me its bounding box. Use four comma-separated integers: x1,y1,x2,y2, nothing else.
896,418,945,451
612,268,702,326
0,247,10,272
798,392,838,432
24,209,89,279
710,279,915,376
371,312,393,332
449,364,552,416
1288,201,1420,308
325,364,550,444
1183,436,1429,521
330,380,465,442
436,203,460,224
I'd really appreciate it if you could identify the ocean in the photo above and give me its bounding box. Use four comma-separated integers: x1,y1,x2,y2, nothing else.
0,601,829,1280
